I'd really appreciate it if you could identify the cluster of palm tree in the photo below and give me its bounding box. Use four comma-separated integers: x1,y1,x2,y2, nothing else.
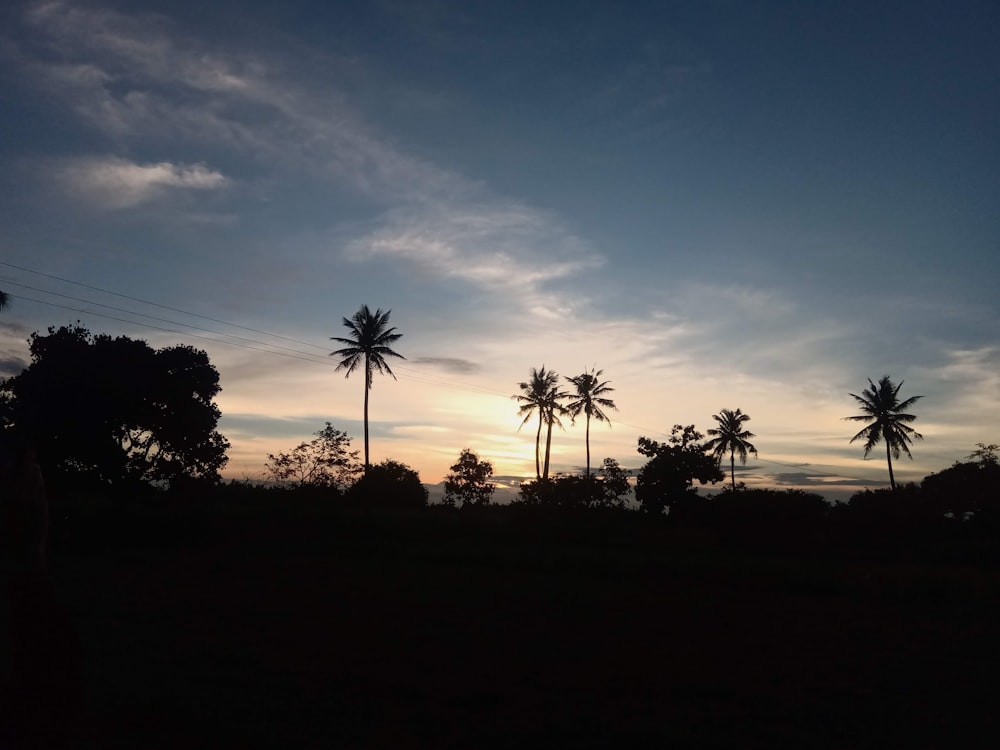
514,366,617,480
318,304,924,495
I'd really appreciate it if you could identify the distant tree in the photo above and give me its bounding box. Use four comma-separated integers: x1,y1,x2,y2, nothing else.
921,444,1000,521
845,375,923,490
264,422,361,490
634,425,723,515
514,366,567,480
0,323,229,492
330,305,404,473
597,457,631,509
705,408,758,491
967,442,999,466
347,458,428,509
565,367,617,478
443,448,496,508
0,290,9,311
517,475,596,509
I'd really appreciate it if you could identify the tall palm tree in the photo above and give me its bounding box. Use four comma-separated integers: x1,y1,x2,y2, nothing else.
540,384,569,480
565,367,617,478
705,408,758,490
845,375,923,490
514,366,568,480
330,305,404,472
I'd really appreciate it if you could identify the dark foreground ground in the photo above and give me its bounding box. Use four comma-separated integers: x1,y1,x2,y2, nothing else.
5,500,999,748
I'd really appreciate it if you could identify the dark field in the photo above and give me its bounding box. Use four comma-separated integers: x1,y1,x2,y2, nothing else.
10,500,1000,748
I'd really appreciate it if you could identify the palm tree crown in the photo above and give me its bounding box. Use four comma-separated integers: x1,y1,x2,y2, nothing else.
845,375,923,490
565,367,617,478
705,408,758,490
330,305,404,472
514,366,566,480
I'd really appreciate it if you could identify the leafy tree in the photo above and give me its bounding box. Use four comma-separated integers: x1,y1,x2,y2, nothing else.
597,457,631,509
634,425,723,515
845,375,923,490
264,422,361,489
517,475,594,509
565,367,617,478
514,366,566,480
330,305,404,473
443,448,495,508
347,459,428,509
705,408,758,490
0,324,229,491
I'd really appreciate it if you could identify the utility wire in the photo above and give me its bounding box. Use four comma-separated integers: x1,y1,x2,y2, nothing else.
0,260,330,351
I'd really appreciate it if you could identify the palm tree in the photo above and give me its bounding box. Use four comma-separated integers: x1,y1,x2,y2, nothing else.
514,366,560,480
540,384,569,480
330,305,404,472
565,367,617,478
845,375,923,490
705,408,758,490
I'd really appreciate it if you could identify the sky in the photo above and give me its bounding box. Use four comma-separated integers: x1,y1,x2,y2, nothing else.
1,0,997,500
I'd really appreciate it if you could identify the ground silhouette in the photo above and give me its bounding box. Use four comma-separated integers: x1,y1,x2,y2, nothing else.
27,493,1000,749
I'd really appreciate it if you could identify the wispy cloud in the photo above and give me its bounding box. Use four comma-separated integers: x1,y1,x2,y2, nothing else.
411,357,482,375
55,156,229,209
15,0,602,308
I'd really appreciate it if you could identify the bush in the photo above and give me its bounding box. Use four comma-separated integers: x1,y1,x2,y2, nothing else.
347,460,428,509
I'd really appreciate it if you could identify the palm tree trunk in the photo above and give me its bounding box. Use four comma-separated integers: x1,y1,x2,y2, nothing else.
363,354,370,473
543,412,553,480
886,441,896,490
534,414,542,480
585,414,591,478
730,451,736,490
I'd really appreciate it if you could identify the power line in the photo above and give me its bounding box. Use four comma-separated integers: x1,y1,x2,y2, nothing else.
0,260,330,351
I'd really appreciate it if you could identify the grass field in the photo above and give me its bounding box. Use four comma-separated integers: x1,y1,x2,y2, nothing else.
9,500,1000,748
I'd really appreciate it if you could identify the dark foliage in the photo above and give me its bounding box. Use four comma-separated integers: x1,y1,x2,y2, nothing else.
679,487,830,529
0,324,229,494
634,425,723,515
443,448,495,508
921,458,1000,527
596,457,631,509
837,484,945,530
517,475,602,509
347,459,428,509
264,422,361,490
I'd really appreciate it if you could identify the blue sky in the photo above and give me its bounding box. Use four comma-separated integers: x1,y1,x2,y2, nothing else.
1,0,997,498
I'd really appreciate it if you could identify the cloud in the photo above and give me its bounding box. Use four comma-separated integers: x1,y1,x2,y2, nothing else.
15,0,602,307
55,156,228,209
347,202,603,301
769,471,886,488
0,355,28,377
411,357,482,375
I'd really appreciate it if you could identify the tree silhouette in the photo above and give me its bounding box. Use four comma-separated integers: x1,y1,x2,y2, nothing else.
635,425,723,515
330,305,404,473
0,290,9,310
845,375,923,490
565,367,617,478
0,324,229,490
514,366,562,480
705,408,758,490
265,422,361,489
443,448,495,508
